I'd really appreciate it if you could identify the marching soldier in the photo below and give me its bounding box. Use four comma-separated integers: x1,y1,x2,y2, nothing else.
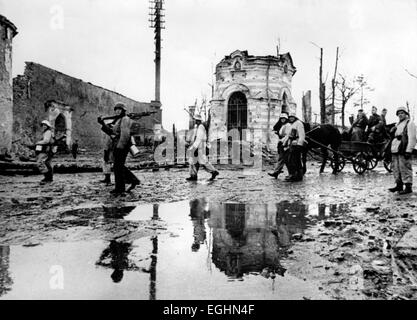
388,106,416,195
101,131,115,185
71,139,79,159
111,103,140,196
36,120,55,184
284,112,306,182
186,114,219,181
268,112,291,179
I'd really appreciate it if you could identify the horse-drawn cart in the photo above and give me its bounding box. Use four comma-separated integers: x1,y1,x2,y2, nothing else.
306,136,392,175
329,140,392,174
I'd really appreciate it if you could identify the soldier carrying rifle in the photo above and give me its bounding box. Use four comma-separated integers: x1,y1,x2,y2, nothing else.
97,103,156,196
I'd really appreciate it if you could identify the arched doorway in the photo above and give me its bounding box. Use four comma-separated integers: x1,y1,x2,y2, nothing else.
54,114,67,152
227,92,247,133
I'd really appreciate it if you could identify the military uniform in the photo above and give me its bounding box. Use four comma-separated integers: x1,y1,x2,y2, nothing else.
36,120,54,184
284,114,306,182
351,114,368,141
269,113,291,178
367,112,383,143
389,107,416,194
187,115,219,181
111,104,140,194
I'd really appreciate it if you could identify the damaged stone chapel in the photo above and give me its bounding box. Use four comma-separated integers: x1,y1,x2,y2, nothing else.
208,50,297,149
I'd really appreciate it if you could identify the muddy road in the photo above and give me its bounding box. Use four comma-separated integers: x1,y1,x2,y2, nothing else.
0,162,417,300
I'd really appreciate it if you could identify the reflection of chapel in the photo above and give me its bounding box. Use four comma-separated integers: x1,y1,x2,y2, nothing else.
209,50,297,148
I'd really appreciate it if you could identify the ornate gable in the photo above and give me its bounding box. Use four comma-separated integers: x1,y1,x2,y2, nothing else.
279,53,297,74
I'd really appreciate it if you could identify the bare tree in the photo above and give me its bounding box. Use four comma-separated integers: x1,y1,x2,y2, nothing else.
336,74,360,128
353,74,374,110
310,42,326,124
330,47,339,125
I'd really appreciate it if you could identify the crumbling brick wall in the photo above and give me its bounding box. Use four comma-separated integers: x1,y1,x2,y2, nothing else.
0,15,17,155
12,62,161,154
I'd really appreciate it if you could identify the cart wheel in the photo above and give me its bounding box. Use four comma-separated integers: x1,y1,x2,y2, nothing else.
383,159,393,173
367,157,378,170
353,153,368,174
330,157,346,172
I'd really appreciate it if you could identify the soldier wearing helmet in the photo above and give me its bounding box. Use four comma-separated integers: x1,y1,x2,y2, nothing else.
36,120,55,184
110,103,140,196
388,106,416,195
186,114,219,181
269,112,291,178
283,112,306,182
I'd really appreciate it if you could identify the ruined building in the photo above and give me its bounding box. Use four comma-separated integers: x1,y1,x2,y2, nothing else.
0,15,18,155
0,14,161,156
12,62,162,154
209,50,297,148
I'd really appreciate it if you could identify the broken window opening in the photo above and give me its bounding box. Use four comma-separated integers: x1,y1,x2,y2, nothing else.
227,91,248,134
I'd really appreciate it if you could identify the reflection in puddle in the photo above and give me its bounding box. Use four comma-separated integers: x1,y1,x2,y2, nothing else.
315,203,350,220
0,199,348,299
96,241,135,283
0,247,12,297
209,201,305,280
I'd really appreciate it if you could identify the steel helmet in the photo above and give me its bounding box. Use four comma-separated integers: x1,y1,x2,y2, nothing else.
114,103,127,112
193,114,203,121
396,106,409,116
279,113,288,119
41,120,53,128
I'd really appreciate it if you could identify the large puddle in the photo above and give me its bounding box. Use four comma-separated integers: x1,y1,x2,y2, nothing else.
0,199,349,300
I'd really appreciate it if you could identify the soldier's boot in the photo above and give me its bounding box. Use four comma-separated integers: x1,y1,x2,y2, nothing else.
268,170,282,179
399,183,412,195
40,175,48,184
286,173,303,182
101,174,111,185
209,171,219,181
297,171,304,181
127,178,140,192
388,182,403,193
40,172,53,184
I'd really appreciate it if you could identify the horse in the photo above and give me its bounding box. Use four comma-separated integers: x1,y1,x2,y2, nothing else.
272,121,342,175
302,123,342,175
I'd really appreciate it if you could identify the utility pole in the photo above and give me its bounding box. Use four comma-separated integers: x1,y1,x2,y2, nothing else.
331,47,339,125
319,48,326,124
276,37,281,56
149,0,165,103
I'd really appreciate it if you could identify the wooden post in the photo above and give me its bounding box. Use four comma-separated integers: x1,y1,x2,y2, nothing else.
172,123,176,164
266,61,271,148
331,47,339,125
302,90,312,123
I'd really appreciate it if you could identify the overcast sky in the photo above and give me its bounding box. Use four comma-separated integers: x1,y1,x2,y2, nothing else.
1,0,417,129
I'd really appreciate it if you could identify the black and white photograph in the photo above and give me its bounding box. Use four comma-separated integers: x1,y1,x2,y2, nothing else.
1,0,417,306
